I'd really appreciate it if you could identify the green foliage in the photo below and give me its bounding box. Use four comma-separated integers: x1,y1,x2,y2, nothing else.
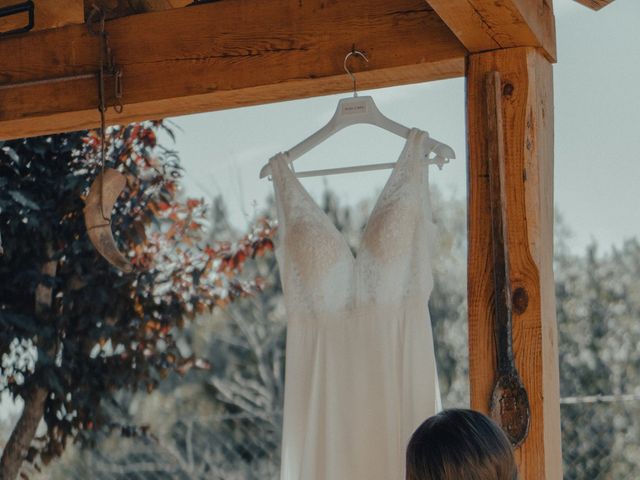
36,198,281,479
0,123,272,470
556,238,640,478
428,189,469,407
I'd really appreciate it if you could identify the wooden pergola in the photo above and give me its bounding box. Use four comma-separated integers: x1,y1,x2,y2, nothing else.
0,0,615,477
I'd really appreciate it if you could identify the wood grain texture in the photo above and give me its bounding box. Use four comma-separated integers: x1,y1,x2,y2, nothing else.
127,0,191,11
572,0,615,10
0,0,466,139
425,0,556,61
0,0,83,33
84,0,192,19
466,47,562,479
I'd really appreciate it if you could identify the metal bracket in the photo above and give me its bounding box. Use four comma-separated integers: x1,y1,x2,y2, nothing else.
0,0,34,37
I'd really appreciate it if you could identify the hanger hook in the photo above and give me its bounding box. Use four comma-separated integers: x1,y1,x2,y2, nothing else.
87,4,105,37
344,49,369,97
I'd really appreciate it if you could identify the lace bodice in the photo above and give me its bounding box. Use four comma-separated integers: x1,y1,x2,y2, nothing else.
269,128,436,319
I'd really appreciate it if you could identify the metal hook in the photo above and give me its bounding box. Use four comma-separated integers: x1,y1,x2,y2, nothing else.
87,5,104,37
343,49,369,97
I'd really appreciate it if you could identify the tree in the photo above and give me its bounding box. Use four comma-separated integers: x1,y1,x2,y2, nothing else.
0,123,272,479
36,196,281,480
555,235,640,478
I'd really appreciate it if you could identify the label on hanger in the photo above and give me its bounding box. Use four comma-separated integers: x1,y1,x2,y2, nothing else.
341,99,368,115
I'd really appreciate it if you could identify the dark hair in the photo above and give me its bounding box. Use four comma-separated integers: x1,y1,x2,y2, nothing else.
406,409,518,480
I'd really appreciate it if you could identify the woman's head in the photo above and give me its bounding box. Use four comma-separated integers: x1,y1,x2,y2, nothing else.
406,409,518,480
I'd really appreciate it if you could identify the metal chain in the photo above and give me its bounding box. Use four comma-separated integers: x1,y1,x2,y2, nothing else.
97,13,107,221
88,5,123,222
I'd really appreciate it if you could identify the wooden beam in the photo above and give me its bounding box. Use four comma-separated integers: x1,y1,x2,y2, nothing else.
572,0,615,10
0,0,466,140
425,0,556,61
129,0,192,11
84,0,192,20
0,0,83,33
466,46,562,478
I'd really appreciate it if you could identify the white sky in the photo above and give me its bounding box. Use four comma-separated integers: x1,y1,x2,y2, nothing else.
162,0,640,254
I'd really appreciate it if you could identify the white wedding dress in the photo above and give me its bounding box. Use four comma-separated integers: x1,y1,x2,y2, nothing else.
268,128,441,480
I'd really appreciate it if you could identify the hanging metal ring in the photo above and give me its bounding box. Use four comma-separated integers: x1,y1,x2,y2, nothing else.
87,5,104,37
343,49,369,97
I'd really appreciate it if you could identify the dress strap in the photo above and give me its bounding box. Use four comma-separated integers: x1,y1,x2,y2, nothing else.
267,153,292,249
413,129,437,261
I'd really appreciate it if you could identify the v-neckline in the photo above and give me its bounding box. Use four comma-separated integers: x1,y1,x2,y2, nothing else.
275,128,423,263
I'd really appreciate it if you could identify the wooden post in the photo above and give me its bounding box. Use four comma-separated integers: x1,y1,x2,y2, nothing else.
466,46,562,479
